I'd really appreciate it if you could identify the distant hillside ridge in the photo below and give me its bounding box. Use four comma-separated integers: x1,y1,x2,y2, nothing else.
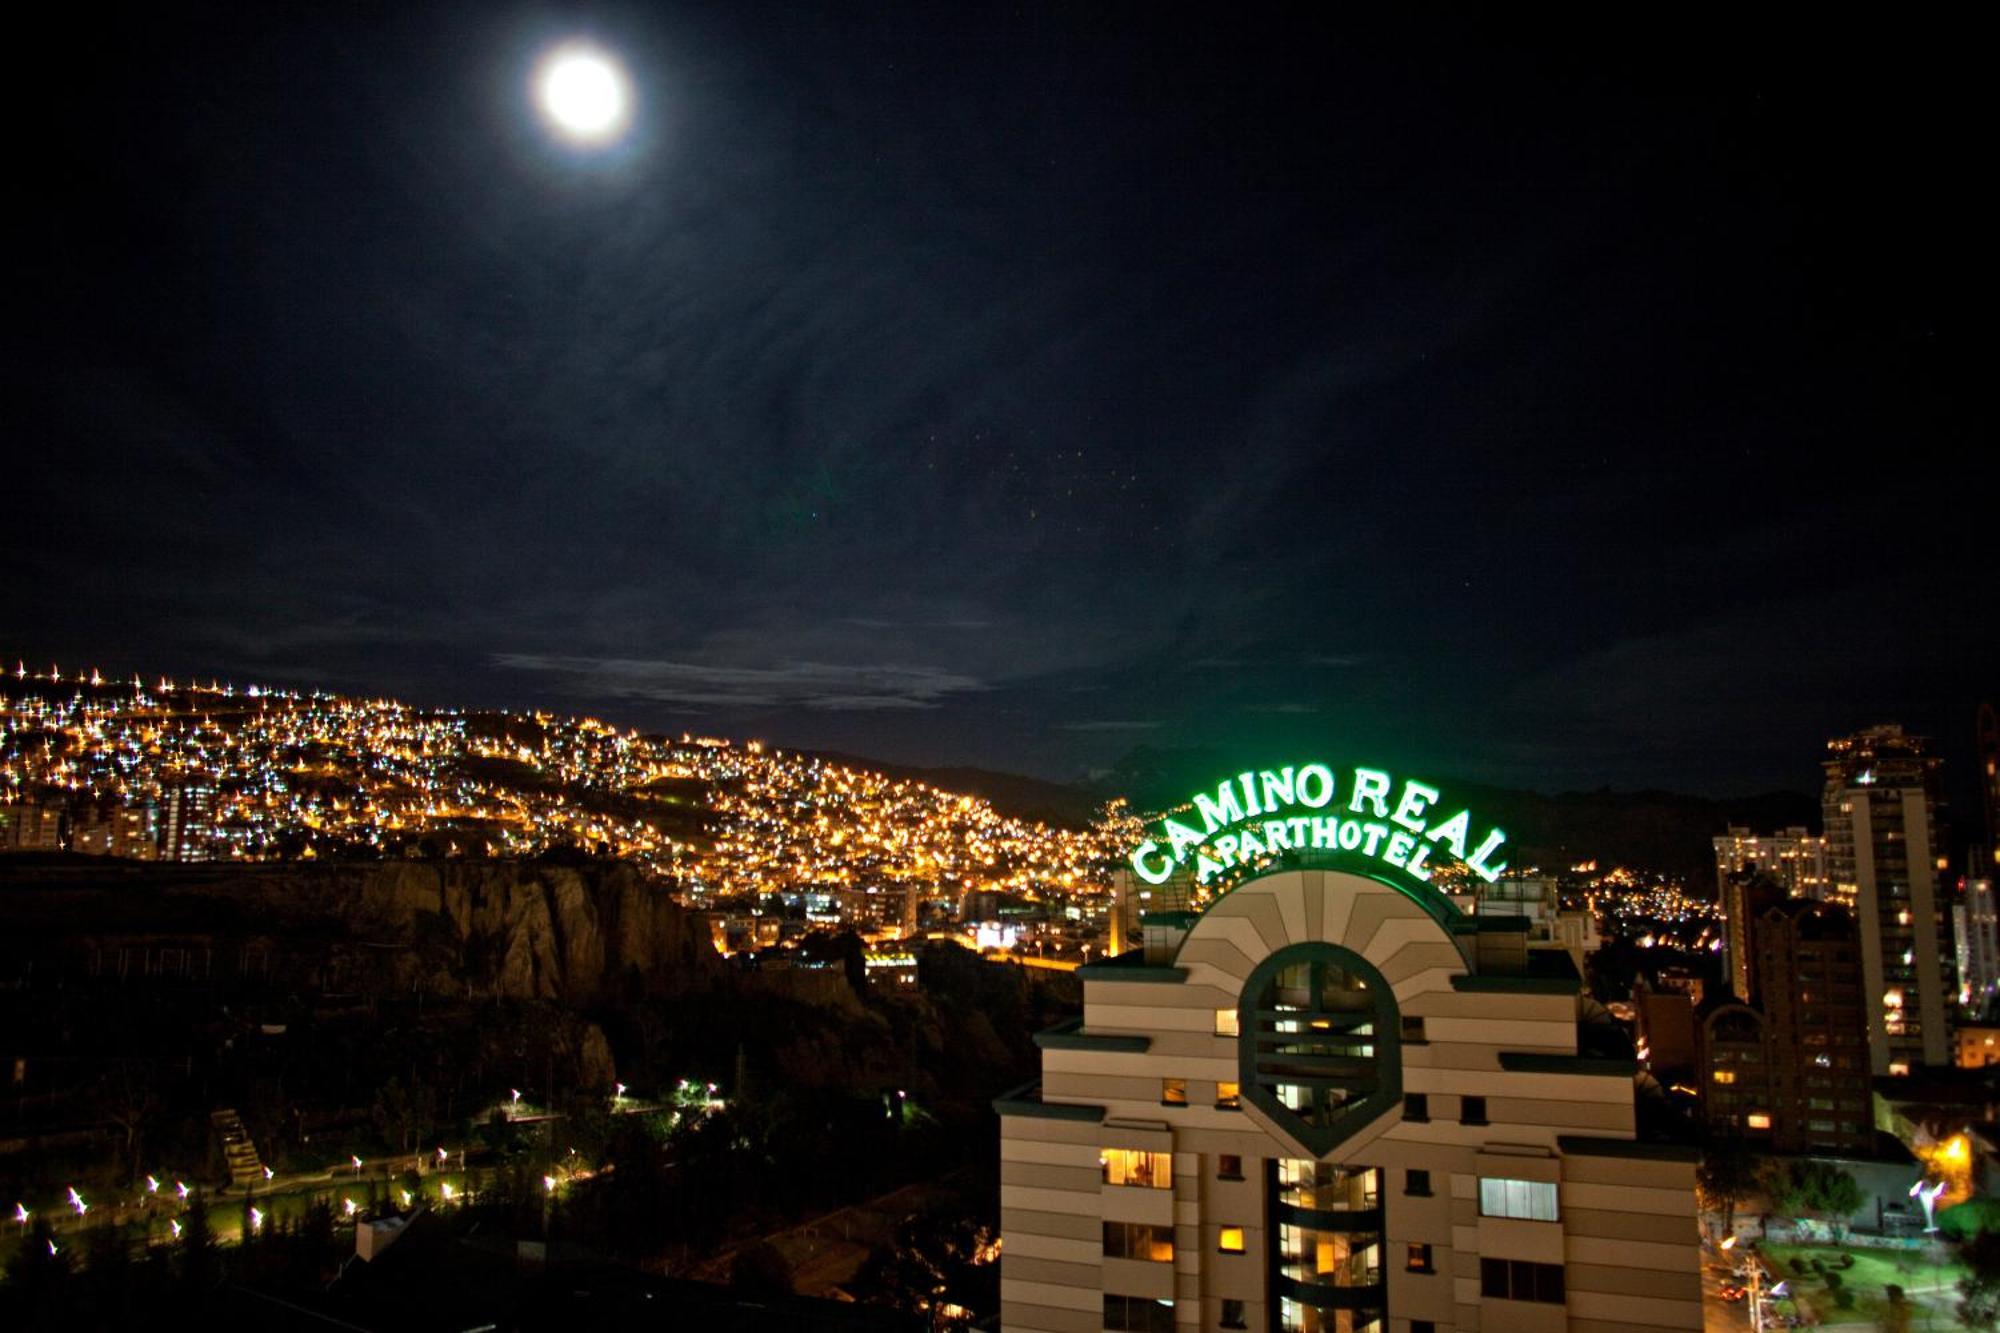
789,750,1109,830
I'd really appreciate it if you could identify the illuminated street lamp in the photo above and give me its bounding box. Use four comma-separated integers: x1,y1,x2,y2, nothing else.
249,1207,264,1233
145,1175,160,1194
1720,1235,1764,1333
175,1181,189,1199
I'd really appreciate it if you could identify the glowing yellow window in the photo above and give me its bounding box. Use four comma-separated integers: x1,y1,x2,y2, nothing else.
1101,1149,1172,1189
1214,1008,1240,1037
1746,1113,1772,1130
1162,1078,1188,1106
1218,1226,1246,1254
1216,1081,1241,1109
1712,1070,1736,1084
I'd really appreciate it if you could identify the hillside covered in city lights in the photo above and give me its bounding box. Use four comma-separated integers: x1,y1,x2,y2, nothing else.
0,660,1138,908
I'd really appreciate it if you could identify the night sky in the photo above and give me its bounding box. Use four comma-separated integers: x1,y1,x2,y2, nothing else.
5,5,1992,796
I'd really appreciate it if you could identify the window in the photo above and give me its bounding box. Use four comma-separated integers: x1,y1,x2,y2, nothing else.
1480,1257,1565,1303
1103,1294,1174,1333
1217,1154,1243,1180
1102,1149,1172,1189
1460,1095,1488,1126
1407,1242,1434,1273
1214,1008,1240,1037
1220,1298,1247,1329
1218,1225,1245,1254
1241,943,1401,1155
1275,1160,1378,1212
1412,1322,1436,1333
1478,1178,1558,1222
1713,1069,1737,1084
1405,1168,1431,1196
1401,1015,1427,1042
1103,1222,1174,1263
1746,1112,1773,1130
1404,1092,1429,1122
1162,1078,1188,1106
1215,1081,1241,1110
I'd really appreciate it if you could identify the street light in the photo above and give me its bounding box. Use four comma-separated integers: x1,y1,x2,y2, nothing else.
1720,1235,1764,1333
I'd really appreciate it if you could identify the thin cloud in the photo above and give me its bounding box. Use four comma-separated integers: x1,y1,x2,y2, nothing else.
1061,719,1162,732
494,653,985,712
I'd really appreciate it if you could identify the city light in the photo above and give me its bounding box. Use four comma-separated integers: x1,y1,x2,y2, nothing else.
0,668,1130,925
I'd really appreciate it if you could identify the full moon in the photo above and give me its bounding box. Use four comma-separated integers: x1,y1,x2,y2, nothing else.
535,44,631,145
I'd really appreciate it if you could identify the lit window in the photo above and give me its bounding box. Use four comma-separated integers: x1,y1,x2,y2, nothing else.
1478,1177,1558,1222
1713,1070,1737,1084
1101,1149,1172,1189
1407,1242,1434,1273
1103,1221,1174,1263
1215,1081,1241,1110
1214,1008,1240,1037
1746,1113,1772,1130
1218,1226,1245,1254
1161,1078,1187,1106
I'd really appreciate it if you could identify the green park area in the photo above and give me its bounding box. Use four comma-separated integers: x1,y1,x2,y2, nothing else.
1761,1242,1967,1327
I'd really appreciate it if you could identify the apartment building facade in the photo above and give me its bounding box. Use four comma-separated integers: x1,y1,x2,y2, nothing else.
998,864,1701,1333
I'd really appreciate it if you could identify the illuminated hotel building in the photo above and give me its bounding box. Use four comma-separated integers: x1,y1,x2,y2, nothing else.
1822,726,1950,1074
998,855,1700,1333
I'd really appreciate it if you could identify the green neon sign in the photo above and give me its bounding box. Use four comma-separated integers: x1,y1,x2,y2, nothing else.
1126,763,1508,889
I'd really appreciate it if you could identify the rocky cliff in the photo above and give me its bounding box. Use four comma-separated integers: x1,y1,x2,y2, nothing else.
0,857,721,1003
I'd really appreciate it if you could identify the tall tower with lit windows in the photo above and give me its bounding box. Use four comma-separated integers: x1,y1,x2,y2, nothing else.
1822,725,1950,1074
999,762,1701,1333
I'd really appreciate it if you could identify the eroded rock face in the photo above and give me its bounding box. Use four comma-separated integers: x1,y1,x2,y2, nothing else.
0,859,720,1003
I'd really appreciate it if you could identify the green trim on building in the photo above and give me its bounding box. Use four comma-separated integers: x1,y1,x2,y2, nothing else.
1498,1052,1638,1077
1139,910,1204,927
1076,951,1189,983
992,1080,1107,1123
1449,973,1580,995
1033,1019,1152,1053
1557,1134,1701,1163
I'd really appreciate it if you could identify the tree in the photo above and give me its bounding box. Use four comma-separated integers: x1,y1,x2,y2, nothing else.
2,1217,73,1323
1761,1158,1863,1227
179,1196,220,1296
1959,1228,2000,1330
1697,1134,1762,1236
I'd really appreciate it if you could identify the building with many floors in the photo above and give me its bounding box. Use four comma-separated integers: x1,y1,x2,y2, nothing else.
1713,825,1829,1001
1697,899,1872,1156
1822,725,1951,1073
998,862,1700,1333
